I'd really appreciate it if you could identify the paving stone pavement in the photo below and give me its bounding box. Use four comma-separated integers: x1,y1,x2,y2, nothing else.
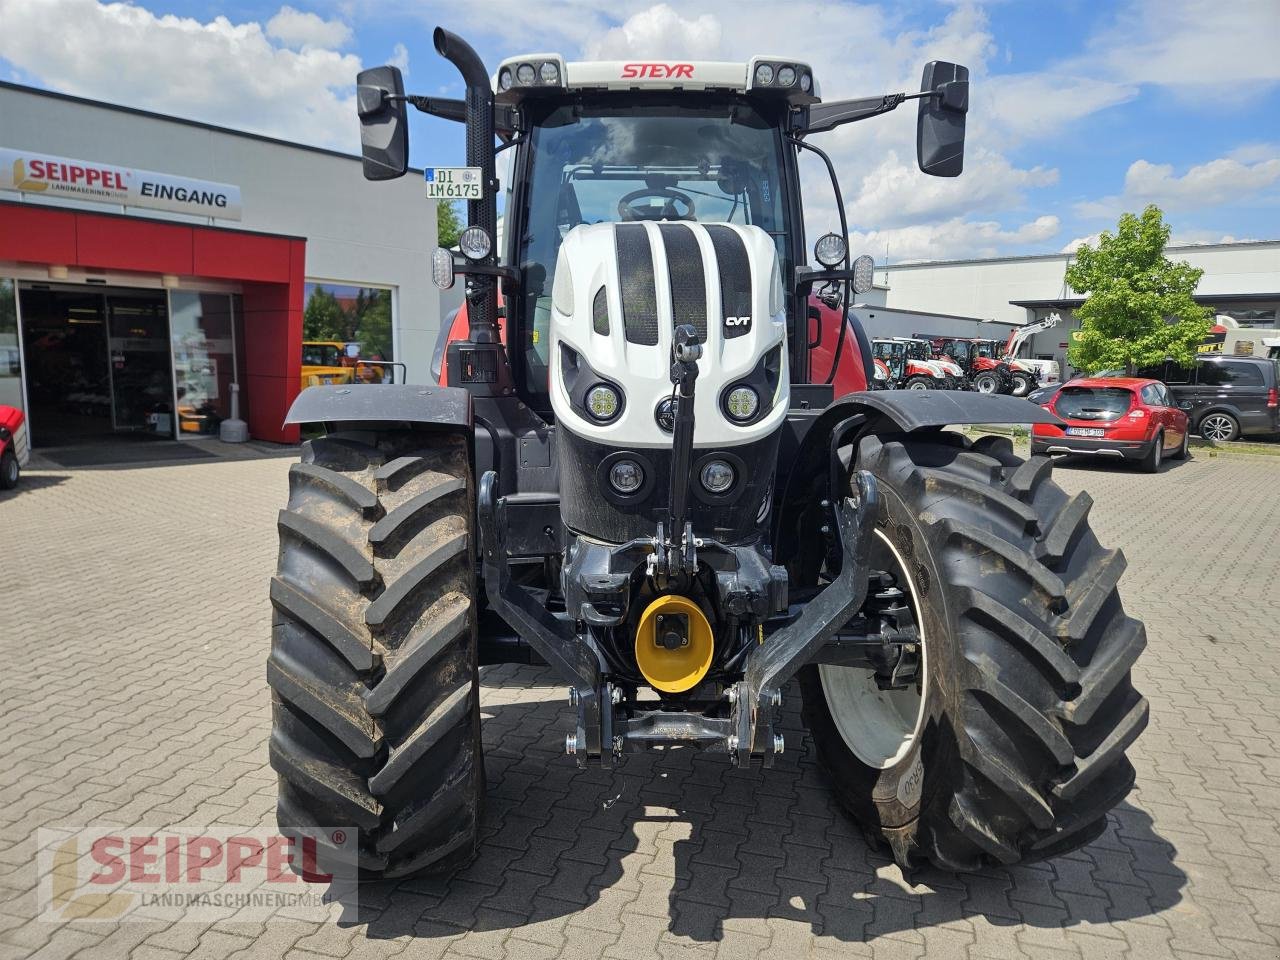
1,445,1279,960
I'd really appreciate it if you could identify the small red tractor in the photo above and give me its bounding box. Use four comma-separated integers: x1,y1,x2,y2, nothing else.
268,27,1148,879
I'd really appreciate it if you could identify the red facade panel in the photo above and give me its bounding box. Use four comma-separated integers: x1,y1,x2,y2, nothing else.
76,216,194,275
193,229,292,282
0,203,77,264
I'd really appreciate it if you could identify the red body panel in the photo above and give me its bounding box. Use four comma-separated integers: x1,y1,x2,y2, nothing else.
0,405,23,456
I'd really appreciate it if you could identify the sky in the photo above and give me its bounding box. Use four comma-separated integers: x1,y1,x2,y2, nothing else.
1,0,1277,263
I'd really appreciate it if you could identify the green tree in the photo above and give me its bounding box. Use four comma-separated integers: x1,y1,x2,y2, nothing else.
302,286,345,341
437,200,464,248
1064,205,1212,375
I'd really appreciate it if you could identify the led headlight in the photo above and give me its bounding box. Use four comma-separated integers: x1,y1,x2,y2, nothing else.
725,386,759,422
516,63,536,85
777,65,796,87
700,460,735,494
585,384,621,422
539,61,559,84
459,226,492,261
851,254,876,294
608,459,644,494
431,247,455,290
498,68,513,91
814,232,847,268
754,63,774,85
800,72,812,93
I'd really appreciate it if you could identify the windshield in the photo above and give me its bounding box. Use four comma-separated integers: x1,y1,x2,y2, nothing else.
942,341,971,362
903,341,929,360
974,341,997,358
515,96,790,403
302,344,340,367
1055,386,1134,422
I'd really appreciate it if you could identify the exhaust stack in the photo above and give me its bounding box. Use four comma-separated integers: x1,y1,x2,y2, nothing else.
434,27,512,392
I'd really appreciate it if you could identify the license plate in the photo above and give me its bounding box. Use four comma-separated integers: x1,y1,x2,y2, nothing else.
424,167,483,200
1066,427,1106,437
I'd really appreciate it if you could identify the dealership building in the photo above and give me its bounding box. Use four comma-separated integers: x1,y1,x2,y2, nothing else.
875,240,1280,374
0,81,438,447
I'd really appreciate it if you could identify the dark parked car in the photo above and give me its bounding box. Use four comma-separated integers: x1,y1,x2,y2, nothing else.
1124,356,1280,442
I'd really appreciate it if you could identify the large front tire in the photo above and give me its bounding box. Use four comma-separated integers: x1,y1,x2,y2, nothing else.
268,431,483,880
800,432,1148,870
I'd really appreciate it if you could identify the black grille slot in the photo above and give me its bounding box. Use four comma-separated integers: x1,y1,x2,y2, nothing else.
592,286,610,336
658,223,707,340
705,225,753,340
615,223,659,346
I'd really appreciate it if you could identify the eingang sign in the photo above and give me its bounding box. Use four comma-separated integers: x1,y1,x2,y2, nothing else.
0,148,242,221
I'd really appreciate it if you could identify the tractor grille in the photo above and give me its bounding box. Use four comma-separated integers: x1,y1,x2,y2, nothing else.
615,223,659,346
657,223,707,340
705,225,753,339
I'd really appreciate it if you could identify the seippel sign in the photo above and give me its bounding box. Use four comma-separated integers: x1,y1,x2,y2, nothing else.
0,147,242,221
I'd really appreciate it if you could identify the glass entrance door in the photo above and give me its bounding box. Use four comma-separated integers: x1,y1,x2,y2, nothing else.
105,292,172,435
19,285,174,445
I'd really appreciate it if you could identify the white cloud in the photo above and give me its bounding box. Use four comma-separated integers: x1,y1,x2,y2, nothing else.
388,42,410,72
1078,0,1280,101
266,5,352,49
1076,155,1280,218
851,214,1061,263
585,4,722,60
848,148,1058,227
0,0,362,150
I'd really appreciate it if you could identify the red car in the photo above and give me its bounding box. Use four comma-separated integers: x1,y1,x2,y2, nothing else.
0,404,28,490
1031,377,1189,472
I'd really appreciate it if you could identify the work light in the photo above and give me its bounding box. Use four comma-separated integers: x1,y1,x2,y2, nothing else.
586,384,622,422
700,460,735,494
609,460,644,494
459,226,492,261
431,248,455,290
814,233,847,268
725,386,759,422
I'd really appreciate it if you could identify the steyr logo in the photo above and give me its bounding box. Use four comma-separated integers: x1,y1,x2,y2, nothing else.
724,315,752,332
621,63,694,79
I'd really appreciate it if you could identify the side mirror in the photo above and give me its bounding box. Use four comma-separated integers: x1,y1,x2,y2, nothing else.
357,66,409,181
917,61,968,178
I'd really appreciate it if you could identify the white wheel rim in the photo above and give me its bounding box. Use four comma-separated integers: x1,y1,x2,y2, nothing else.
819,529,928,770
908,381,928,390
977,377,995,394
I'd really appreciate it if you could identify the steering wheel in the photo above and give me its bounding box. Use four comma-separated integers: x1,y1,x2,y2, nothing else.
617,187,696,222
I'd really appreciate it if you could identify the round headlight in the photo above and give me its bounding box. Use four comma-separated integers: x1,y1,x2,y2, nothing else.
700,460,735,494
609,459,644,494
799,72,812,93
539,61,559,85
851,254,876,294
585,384,621,422
498,68,513,91
516,63,536,85
725,386,759,422
814,232,847,268
754,63,774,86
777,66,796,87
459,226,492,261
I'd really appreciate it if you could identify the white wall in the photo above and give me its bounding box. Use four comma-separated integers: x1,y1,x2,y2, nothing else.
0,84,440,383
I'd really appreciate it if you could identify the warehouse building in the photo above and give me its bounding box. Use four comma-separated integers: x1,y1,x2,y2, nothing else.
876,240,1280,374
0,81,438,448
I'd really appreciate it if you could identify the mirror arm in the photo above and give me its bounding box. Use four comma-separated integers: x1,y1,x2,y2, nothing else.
802,93,906,135
393,94,520,137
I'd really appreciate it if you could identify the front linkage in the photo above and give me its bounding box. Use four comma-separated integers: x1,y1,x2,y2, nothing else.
479,460,879,768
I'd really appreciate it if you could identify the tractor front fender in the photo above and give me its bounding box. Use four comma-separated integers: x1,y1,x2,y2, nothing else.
285,383,472,432
772,390,1059,568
